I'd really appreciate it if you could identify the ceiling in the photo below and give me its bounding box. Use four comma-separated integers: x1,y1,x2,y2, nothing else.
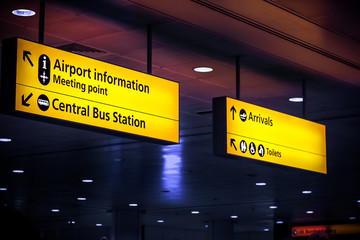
0,0,360,239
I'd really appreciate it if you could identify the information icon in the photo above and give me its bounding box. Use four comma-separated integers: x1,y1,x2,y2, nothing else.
38,54,50,85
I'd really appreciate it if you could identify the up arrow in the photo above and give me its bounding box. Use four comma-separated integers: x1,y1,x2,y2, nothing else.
230,138,237,151
23,50,34,67
230,106,236,120
22,93,33,107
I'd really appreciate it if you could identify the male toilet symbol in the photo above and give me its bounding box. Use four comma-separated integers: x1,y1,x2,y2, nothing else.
240,140,247,153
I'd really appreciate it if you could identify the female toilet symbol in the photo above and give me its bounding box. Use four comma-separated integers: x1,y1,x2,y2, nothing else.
38,54,50,85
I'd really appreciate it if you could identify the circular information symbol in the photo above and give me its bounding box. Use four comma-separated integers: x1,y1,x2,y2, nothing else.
240,109,247,122
249,142,256,155
37,94,50,111
240,140,247,153
258,144,265,157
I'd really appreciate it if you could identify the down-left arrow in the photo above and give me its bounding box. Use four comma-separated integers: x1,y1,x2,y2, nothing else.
22,93,33,107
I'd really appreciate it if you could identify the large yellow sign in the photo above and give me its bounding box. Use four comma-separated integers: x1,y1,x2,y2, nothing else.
3,38,179,144
213,97,326,173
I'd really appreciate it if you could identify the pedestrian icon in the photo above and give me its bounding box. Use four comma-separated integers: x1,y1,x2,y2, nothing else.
38,54,50,85
249,142,256,155
258,144,264,157
37,94,50,111
240,140,247,153
240,109,247,122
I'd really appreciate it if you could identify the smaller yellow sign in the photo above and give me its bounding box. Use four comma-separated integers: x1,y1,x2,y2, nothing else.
213,97,327,173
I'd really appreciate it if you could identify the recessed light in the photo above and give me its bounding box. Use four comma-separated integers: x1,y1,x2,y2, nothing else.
77,197,86,201
129,203,138,207
193,66,213,73
96,223,103,227
12,9,36,17
0,187,7,191
230,215,238,219
51,209,60,212
255,182,267,186
157,220,164,223
269,205,278,209
82,179,93,183
68,221,76,224
264,228,270,232
357,200,360,203
0,138,11,142
205,224,209,228
302,190,312,194
289,97,303,102
306,210,314,214
276,221,284,224
191,211,200,214
349,217,356,220
13,170,24,173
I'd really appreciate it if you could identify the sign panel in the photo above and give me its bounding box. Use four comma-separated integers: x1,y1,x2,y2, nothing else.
213,97,326,173
1,38,179,144
292,224,360,237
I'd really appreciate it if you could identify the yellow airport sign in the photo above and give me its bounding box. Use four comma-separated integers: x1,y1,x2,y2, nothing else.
1,38,179,144
213,97,326,173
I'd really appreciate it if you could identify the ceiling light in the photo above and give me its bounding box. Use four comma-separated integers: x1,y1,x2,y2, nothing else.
264,228,270,232
129,203,138,207
269,205,278,209
12,9,36,17
82,179,93,183
302,190,312,194
13,170,24,173
255,182,267,186
193,66,213,73
230,215,238,219
349,217,356,220
157,220,164,223
289,97,303,102
77,197,86,201
0,138,11,142
205,225,209,228
191,211,200,214
51,209,60,212
0,188,7,191
68,221,76,224
276,221,284,224
357,200,360,203
306,210,314,214
96,223,103,226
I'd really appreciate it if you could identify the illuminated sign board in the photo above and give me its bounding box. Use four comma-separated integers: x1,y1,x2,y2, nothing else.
1,38,179,144
292,224,360,237
213,97,326,173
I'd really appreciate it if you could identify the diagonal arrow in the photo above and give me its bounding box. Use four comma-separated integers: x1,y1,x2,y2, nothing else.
230,106,236,120
230,138,237,151
23,50,33,67
22,93,33,107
